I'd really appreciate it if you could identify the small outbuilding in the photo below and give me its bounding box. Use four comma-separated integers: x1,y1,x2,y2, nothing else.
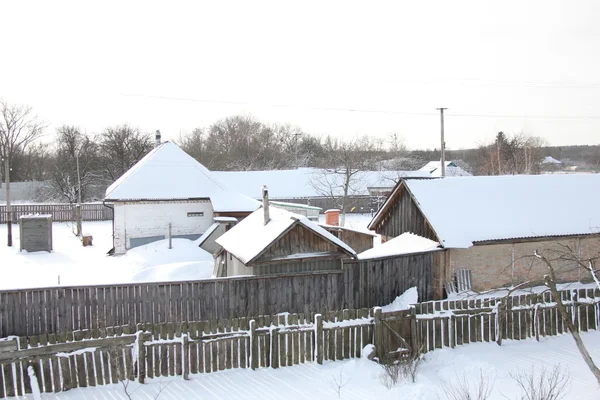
19,214,53,252
214,189,357,277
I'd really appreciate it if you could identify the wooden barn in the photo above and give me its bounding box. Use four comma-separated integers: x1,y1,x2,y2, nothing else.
214,188,356,277
368,174,600,292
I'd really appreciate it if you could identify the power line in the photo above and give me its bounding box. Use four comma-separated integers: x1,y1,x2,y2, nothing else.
121,93,600,120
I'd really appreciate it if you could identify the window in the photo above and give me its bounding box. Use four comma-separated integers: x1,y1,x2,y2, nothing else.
187,212,204,217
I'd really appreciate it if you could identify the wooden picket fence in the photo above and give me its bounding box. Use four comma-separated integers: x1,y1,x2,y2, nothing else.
0,308,375,397
413,287,600,353
0,203,112,224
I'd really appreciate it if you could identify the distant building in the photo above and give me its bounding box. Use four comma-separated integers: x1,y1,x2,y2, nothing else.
104,142,259,254
419,161,472,177
542,156,563,165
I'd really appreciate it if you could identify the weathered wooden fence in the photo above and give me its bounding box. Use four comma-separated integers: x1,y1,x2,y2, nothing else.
412,287,600,353
0,309,374,397
0,251,438,338
0,204,112,224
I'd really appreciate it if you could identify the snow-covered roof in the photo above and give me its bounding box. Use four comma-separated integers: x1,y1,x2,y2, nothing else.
195,223,220,247
357,233,440,260
542,156,563,164
403,174,600,248
212,168,430,199
216,206,356,264
419,161,472,177
104,142,260,212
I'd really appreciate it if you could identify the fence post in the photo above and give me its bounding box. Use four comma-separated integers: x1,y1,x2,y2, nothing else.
271,326,280,369
250,319,258,370
449,314,456,349
409,306,419,355
315,314,323,365
137,332,149,384
572,290,579,332
373,307,383,359
182,333,190,380
168,223,172,249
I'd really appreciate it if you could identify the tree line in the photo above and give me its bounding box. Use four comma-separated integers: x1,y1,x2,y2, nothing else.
1,98,583,203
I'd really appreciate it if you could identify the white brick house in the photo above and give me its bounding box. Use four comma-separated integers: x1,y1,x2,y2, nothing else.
104,142,259,254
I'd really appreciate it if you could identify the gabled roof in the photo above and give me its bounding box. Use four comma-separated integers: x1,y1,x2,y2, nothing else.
370,174,600,248
212,168,430,199
216,206,356,264
104,142,260,212
419,161,472,177
357,233,440,260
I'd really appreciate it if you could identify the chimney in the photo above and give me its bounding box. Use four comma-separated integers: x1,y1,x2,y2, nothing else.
262,185,270,225
155,130,162,148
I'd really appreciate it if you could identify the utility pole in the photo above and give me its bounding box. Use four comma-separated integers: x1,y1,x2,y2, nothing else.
75,151,82,236
3,151,12,246
437,108,447,177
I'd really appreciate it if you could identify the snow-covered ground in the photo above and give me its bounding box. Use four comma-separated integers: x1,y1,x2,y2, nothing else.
0,221,214,290
20,331,600,399
0,214,377,290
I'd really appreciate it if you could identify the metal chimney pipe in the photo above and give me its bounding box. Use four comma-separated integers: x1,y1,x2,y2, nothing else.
262,185,270,225
155,130,162,148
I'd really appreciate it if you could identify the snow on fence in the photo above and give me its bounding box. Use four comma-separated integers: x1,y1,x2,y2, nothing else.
0,203,113,224
412,287,600,353
0,309,374,397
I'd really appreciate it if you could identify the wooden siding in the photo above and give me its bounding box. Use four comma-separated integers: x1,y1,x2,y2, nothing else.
376,185,437,241
344,252,435,305
324,228,373,254
255,224,341,262
0,251,438,337
0,203,112,224
253,258,342,275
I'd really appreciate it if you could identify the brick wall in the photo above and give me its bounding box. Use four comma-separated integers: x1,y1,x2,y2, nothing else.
449,235,600,292
113,200,214,254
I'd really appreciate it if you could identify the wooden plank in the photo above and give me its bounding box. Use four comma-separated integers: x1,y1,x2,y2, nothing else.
210,319,218,373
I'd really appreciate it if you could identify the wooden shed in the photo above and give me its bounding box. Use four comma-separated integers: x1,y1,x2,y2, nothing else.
214,201,356,277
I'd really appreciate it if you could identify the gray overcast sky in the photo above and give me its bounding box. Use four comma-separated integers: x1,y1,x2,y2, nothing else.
1,0,599,150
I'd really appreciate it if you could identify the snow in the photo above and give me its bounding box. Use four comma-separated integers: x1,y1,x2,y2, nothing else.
382,287,419,312
213,168,430,199
358,233,439,260
448,281,599,301
419,161,472,177
0,221,215,290
542,156,563,164
104,142,259,213
195,222,220,246
18,331,600,399
403,174,600,248
216,206,356,264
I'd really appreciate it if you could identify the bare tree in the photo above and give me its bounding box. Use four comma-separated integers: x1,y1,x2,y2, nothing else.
0,99,47,181
533,248,600,385
97,124,153,182
311,135,384,225
475,132,545,175
509,366,571,400
441,369,495,400
50,125,102,203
